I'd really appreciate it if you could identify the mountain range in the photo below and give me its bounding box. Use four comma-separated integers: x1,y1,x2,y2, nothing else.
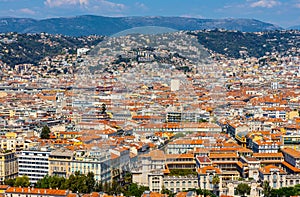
0,15,285,36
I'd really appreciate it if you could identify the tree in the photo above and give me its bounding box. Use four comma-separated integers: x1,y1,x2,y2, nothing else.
86,172,96,193
123,183,149,197
262,181,272,197
4,178,15,186
14,176,30,187
161,185,174,197
40,125,51,139
101,103,107,114
236,183,251,197
212,175,220,196
94,181,103,192
36,174,50,188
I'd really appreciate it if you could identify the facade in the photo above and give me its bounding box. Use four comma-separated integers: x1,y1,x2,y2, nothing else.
281,147,300,168
0,132,26,151
163,175,198,193
252,141,280,153
239,156,260,180
71,148,111,182
18,149,51,183
0,151,18,183
48,148,73,178
281,135,300,150
197,166,222,196
166,139,204,154
166,111,210,123
259,165,286,189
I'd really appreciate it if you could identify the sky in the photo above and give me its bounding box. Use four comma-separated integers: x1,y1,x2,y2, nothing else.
0,0,300,28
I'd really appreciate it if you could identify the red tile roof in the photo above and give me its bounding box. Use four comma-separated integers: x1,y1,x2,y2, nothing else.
6,187,68,196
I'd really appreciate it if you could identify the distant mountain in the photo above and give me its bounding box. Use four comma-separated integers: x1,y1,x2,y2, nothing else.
111,26,177,37
288,25,300,30
0,15,282,36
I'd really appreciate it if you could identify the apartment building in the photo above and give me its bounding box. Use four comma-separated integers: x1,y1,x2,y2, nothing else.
197,166,222,196
281,148,300,168
252,140,280,153
165,153,195,170
18,149,50,183
166,111,210,123
162,175,199,193
0,132,26,151
0,151,18,183
259,165,287,189
252,153,283,165
71,149,111,182
166,139,204,154
48,148,73,178
239,156,260,180
281,135,300,150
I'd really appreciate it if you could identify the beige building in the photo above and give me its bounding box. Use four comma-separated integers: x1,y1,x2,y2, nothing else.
259,165,286,189
48,148,73,178
0,151,18,183
197,166,222,196
0,132,27,152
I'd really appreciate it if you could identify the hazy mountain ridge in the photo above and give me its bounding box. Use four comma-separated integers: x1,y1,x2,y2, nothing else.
0,15,282,36
288,25,300,30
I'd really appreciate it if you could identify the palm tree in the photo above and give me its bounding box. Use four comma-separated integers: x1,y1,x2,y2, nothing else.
262,181,272,197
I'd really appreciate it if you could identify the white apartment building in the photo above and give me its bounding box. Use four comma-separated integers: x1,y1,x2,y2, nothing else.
18,149,51,183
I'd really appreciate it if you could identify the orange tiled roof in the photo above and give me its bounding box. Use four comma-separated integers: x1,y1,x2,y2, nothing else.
197,165,222,174
143,149,165,160
141,192,166,197
209,152,238,159
281,161,300,173
0,185,9,190
259,165,286,174
176,192,188,197
253,153,283,158
6,187,68,196
281,148,300,159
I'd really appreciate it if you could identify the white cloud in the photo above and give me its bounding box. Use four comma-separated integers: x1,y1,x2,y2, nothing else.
250,0,281,8
135,2,147,10
45,0,88,7
19,8,36,15
97,0,125,11
44,0,125,12
180,14,204,19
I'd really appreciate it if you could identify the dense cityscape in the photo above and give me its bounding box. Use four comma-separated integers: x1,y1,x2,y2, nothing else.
0,21,300,197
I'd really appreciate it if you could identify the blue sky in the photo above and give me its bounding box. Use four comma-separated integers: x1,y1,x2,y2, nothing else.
0,0,300,28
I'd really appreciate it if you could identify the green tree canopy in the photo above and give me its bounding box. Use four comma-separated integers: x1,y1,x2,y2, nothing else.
14,176,30,187
123,183,149,197
263,181,272,197
236,183,251,197
4,178,15,186
40,125,51,139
